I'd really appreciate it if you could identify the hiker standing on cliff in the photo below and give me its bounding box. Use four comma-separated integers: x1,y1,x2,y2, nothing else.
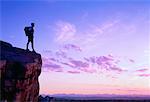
24,23,35,52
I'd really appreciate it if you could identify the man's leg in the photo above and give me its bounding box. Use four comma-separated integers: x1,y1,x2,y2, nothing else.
26,40,29,50
31,39,35,52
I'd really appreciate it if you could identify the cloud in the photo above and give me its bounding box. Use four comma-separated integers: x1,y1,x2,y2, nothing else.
136,68,149,72
52,19,121,52
54,21,76,43
42,57,59,63
49,57,59,62
69,59,89,68
63,44,82,52
101,20,119,30
90,20,120,35
84,55,121,70
62,58,96,73
67,55,126,73
84,55,114,64
42,52,127,74
60,62,74,68
95,56,114,65
43,62,63,72
109,66,126,73
70,60,96,73
84,55,127,73
135,68,150,77
55,50,67,58
129,59,135,63
138,74,150,77
42,57,63,72
79,67,97,73
67,70,80,74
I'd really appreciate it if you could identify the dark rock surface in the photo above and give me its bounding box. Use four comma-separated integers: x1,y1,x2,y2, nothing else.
0,41,42,102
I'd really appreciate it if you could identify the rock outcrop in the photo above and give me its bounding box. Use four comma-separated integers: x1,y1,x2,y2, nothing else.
0,41,42,102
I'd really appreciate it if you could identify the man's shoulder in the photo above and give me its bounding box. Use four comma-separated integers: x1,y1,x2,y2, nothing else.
25,26,33,28
24,26,31,30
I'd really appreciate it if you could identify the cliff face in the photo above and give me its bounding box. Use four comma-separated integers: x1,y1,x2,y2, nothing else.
0,41,42,102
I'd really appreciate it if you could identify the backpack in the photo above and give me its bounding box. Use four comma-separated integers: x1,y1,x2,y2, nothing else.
24,27,30,36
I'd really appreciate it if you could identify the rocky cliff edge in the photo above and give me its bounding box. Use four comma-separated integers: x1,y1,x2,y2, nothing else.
0,41,42,102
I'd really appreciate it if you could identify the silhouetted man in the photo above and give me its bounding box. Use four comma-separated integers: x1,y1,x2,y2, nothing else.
24,23,35,52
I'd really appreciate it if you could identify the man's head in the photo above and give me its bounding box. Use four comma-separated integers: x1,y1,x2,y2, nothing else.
31,23,35,27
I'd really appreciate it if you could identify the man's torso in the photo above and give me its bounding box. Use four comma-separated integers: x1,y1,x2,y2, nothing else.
28,27,34,37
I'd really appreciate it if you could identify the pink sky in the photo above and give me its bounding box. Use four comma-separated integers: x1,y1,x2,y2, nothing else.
39,6,150,95
1,1,149,95
39,11,149,95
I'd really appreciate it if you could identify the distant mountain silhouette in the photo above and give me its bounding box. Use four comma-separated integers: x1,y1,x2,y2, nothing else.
0,41,42,102
39,95,55,102
38,94,150,102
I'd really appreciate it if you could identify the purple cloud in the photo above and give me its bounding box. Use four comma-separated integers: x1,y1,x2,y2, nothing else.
60,62,74,68
43,63,61,68
136,68,149,72
63,44,82,52
85,55,114,64
70,59,89,68
129,59,135,63
79,67,97,73
68,58,97,73
67,70,80,74
84,55,126,73
88,56,96,63
42,52,126,74
42,60,63,72
138,74,150,77
84,57,90,62
109,66,126,72
96,56,114,64
42,57,59,63
54,21,76,43
55,50,67,58
49,57,59,62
